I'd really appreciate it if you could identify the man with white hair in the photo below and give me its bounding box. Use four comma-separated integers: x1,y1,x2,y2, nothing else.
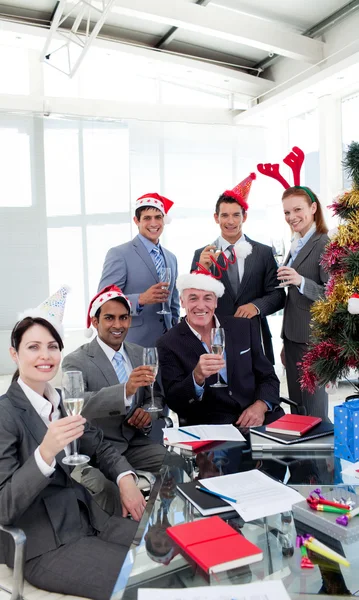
156,272,282,426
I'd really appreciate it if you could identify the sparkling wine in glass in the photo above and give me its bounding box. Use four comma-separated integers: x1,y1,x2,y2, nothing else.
142,347,162,413
271,238,287,288
157,267,171,315
62,371,90,466
210,327,227,388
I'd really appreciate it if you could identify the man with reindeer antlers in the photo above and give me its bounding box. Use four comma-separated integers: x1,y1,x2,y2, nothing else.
191,173,285,364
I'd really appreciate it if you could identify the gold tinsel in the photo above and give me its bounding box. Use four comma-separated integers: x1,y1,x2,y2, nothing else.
337,189,359,207
311,275,359,324
334,212,359,247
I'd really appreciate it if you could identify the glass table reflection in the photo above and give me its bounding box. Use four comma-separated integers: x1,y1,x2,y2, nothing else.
111,438,359,600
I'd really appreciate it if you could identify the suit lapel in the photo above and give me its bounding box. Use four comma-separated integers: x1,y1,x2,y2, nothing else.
88,338,119,386
235,239,258,301
132,235,158,283
291,232,321,270
179,319,208,356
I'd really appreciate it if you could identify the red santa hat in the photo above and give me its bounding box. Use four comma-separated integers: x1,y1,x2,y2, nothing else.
222,172,256,211
348,293,359,315
176,272,225,298
136,193,174,224
84,285,131,338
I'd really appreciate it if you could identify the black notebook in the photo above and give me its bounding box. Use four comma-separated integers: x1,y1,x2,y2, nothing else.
177,481,238,517
250,421,334,445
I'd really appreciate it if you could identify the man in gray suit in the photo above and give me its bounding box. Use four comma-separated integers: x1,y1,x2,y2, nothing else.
191,175,284,364
62,285,167,519
98,192,180,347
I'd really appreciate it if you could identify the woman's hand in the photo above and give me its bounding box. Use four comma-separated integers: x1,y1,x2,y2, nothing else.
277,266,302,287
39,415,86,466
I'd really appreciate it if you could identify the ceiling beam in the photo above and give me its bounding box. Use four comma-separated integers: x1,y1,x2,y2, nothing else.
112,0,324,63
155,0,212,50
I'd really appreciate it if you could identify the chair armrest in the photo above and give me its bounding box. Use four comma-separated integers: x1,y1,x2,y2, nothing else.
162,416,173,428
0,525,26,600
280,396,307,415
136,470,156,490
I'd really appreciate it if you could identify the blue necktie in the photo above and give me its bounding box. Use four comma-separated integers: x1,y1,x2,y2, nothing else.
112,352,128,384
151,246,166,278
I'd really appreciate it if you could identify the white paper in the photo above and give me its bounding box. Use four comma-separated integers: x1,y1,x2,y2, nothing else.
199,470,305,522
138,580,291,600
163,424,245,444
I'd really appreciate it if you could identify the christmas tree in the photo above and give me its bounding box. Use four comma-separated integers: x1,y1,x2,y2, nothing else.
301,141,359,393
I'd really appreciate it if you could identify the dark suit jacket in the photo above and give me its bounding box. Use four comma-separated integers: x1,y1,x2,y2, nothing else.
0,382,133,565
98,234,180,346
156,316,280,425
283,232,329,344
191,236,285,363
62,338,164,473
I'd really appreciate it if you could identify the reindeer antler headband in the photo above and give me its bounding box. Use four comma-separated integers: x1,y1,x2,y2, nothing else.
257,146,316,203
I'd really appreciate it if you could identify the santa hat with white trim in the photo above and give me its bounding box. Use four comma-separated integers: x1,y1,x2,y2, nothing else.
135,193,174,224
84,285,132,338
17,284,70,339
176,272,225,298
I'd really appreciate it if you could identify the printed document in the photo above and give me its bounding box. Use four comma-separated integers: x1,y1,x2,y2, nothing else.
163,424,245,444
138,580,291,600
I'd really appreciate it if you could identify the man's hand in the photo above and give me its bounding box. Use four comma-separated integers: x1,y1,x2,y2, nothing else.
39,415,86,466
277,266,302,287
118,474,146,521
198,245,221,269
127,407,151,429
138,282,170,305
193,354,225,386
236,400,268,427
126,366,155,396
234,303,258,319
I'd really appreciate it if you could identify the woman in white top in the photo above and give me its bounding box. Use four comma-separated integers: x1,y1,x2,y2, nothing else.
277,186,329,420
0,315,138,600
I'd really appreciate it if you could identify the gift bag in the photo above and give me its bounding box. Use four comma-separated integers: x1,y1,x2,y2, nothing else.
334,398,359,462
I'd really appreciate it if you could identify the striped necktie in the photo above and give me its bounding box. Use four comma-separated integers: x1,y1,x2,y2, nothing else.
151,246,166,278
112,351,128,383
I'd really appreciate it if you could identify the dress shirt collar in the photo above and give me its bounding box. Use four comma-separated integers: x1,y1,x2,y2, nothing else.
138,233,161,254
185,314,221,341
290,223,316,256
218,234,245,252
96,336,129,365
17,377,60,421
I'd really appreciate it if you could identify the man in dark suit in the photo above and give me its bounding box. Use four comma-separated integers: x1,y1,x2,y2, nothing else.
98,193,180,347
62,285,166,518
191,174,284,363
157,273,283,426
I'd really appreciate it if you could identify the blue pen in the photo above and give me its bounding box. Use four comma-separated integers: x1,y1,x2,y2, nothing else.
178,428,201,440
195,485,237,504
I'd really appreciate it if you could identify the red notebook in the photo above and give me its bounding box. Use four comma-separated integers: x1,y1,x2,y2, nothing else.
163,439,222,452
166,516,263,573
266,414,322,436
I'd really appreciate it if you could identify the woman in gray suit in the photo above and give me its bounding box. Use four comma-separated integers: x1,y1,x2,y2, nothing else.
277,186,329,420
0,314,137,599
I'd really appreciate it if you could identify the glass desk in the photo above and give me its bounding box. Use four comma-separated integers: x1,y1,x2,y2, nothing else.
111,439,359,599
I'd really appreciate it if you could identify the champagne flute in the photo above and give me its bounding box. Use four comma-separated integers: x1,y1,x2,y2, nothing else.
209,327,227,388
157,267,171,315
142,347,162,412
271,238,287,288
62,371,90,466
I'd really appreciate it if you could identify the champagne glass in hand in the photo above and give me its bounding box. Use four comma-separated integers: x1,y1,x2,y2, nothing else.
142,347,162,413
271,238,287,288
157,267,171,315
210,327,227,388
62,371,90,465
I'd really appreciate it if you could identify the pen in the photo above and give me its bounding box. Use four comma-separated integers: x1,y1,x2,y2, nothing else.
303,537,350,567
195,485,237,504
178,428,201,440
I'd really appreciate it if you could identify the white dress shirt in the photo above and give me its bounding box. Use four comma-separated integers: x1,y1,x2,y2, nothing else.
218,234,246,282
18,377,69,477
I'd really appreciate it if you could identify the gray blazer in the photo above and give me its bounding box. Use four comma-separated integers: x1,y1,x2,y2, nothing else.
62,337,163,473
0,382,133,565
98,234,180,346
282,232,329,344
191,236,285,363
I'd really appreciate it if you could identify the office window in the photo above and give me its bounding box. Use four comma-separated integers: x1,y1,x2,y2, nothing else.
342,93,359,188
288,110,319,194
0,120,32,207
